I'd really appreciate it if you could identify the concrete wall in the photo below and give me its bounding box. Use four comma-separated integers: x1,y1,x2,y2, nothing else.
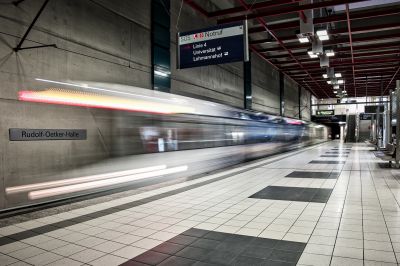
284,77,300,118
251,54,280,114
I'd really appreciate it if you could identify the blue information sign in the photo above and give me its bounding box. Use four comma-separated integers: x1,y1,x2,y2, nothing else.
177,22,249,69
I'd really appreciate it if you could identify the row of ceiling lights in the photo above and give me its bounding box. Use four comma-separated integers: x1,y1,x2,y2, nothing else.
296,25,347,98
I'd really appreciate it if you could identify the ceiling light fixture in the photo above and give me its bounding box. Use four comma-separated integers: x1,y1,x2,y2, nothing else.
316,29,328,36
316,29,329,41
299,37,309,43
338,80,344,84
327,81,332,84
322,74,328,78
335,73,342,78
308,50,318,58
325,50,335,57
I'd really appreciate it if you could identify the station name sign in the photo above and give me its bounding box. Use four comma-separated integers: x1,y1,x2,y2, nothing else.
9,128,87,141
177,22,249,69
316,110,334,116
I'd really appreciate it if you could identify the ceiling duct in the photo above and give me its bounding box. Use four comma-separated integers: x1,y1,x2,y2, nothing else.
300,0,314,34
320,54,330,67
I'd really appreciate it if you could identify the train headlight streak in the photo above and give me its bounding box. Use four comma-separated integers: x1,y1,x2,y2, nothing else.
28,165,188,200
6,165,167,194
18,89,195,114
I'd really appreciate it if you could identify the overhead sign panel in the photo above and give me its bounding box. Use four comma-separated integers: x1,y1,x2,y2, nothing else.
316,110,334,116
177,22,249,69
365,105,384,113
9,128,87,141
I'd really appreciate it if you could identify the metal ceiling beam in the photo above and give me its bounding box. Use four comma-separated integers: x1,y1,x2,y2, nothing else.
218,0,368,24
237,0,328,98
14,0,51,52
183,0,209,17
255,33,400,51
281,58,400,71
266,22,400,43
276,50,400,65
248,6,400,34
383,65,400,94
346,4,356,96
267,42,400,59
208,0,301,17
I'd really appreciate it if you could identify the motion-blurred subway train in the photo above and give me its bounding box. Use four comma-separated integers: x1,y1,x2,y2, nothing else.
4,79,329,210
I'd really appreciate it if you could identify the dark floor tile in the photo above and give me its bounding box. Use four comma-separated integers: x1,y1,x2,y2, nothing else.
262,260,296,266
285,171,338,179
31,225,59,234
309,160,345,164
192,262,219,266
240,245,273,259
120,260,150,266
320,155,348,158
215,240,248,253
250,238,278,249
168,235,198,245
274,241,306,252
153,242,186,255
232,255,266,266
202,250,237,265
182,228,208,238
202,231,229,241
10,230,38,241
268,250,302,263
190,238,221,250
0,236,14,246
158,256,196,266
225,234,255,244
176,246,211,261
249,186,333,203
133,250,170,265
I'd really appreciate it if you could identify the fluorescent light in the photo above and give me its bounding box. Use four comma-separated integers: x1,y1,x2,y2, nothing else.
298,37,309,43
322,74,328,78
333,85,340,89
335,73,342,78
327,81,332,84
334,91,338,94
316,29,328,36
338,79,344,84
325,50,335,57
318,35,329,41
308,51,318,58
246,96,252,99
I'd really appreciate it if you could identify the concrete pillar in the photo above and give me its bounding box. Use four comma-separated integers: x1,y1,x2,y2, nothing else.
298,85,302,119
151,0,170,92
279,72,285,116
244,54,252,110
396,80,400,167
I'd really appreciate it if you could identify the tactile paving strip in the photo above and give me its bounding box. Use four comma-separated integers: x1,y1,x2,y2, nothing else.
249,186,333,203
121,228,306,266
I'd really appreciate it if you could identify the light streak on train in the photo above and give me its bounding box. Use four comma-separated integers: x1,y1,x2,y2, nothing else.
18,89,195,114
6,165,167,194
28,165,188,200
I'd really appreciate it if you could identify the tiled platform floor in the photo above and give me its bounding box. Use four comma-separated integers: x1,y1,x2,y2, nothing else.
0,142,400,265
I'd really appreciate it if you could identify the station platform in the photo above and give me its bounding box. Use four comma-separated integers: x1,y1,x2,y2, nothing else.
0,142,399,266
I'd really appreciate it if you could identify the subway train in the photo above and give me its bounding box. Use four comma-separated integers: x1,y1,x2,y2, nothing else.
4,79,329,210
